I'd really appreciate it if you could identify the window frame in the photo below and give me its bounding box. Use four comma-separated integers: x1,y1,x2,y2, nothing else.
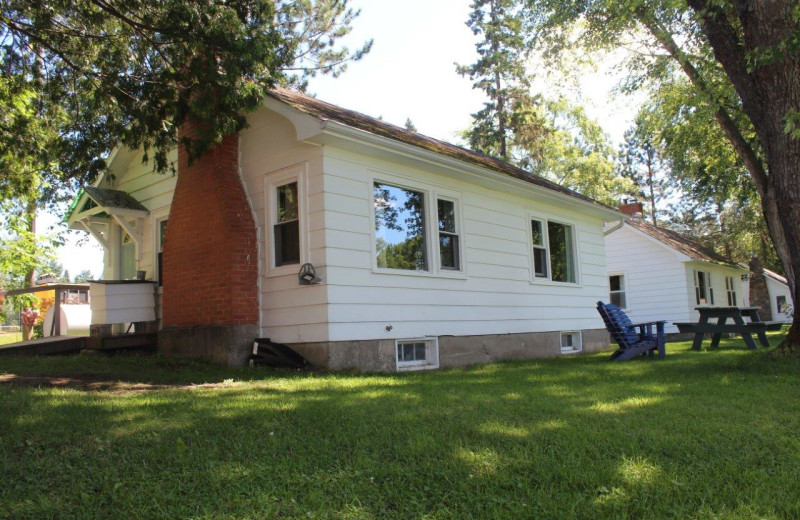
527,212,581,286
560,331,583,354
395,337,440,371
725,275,737,306
694,269,714,306
370,173,465,279
265,164,308,276
609,273,627,309
436,196,462,272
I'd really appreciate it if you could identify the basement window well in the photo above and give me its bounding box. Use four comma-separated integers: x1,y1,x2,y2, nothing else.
396,338,439,371
560,331,582,354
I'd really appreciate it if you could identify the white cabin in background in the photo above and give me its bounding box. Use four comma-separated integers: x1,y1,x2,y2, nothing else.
604,208,748,334
68,88,622,370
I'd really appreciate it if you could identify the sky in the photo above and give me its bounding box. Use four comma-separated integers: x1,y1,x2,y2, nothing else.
46,0,642,280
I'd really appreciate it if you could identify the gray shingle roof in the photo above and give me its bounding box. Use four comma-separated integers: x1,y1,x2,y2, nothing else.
83,186,148,212
627,219,740,268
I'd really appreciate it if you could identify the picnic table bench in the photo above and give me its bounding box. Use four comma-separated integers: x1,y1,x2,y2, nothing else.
674,306,782,350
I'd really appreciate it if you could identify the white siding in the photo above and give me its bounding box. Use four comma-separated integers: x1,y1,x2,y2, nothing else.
605,225,749,333
683,262,748,323
766,275,793,323
239,109,329,343
318,147,610,343
604,226,691,333
99,149,177,290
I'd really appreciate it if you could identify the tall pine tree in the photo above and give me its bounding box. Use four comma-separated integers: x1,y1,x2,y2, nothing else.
456,0,544,163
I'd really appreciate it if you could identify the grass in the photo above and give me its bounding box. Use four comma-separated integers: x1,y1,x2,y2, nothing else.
1,331,799,519
0,331,23,346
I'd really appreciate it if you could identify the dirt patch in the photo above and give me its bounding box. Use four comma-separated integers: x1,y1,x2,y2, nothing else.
0,373,238,393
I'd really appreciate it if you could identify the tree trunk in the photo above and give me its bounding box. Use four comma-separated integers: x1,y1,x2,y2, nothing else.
24,200,36,288
684,0,800,355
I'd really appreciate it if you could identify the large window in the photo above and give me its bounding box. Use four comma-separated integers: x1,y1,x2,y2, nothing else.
374,182,427,271
694,270,714,305
437,199,460,270
725,276,737,306
274,181,300,267
531,218,577,283
609,274,626,308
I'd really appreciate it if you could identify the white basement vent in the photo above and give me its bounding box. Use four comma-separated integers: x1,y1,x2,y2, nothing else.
396,337,439,371
560,331,582,354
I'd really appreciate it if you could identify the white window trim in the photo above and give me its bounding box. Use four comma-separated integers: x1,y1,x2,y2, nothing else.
527,211,581,287
265,164,308,277
151,206,170,289
609,272,628,310
694,269,714,306
370,173,466,279
395,337,440,371
560,331,583,354
725,275,737,306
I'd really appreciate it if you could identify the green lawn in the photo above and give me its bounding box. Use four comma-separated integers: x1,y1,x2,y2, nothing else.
0,331,23,346
1,331,799,519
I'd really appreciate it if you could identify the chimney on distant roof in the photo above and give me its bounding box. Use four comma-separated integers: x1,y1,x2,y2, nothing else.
619,199,645,223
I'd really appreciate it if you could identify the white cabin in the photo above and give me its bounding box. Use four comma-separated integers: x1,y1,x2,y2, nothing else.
68,88,622,370
604,217,749,334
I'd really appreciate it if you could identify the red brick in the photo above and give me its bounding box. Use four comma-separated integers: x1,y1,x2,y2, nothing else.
162,125,259,328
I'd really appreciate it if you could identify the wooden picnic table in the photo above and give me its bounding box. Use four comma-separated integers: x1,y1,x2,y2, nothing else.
674,307,781,350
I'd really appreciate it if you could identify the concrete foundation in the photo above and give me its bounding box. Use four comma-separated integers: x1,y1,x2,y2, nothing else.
290,328,610,372
158,325,258,366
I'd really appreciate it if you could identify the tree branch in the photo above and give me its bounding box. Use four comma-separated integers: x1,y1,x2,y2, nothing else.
638,13,770,197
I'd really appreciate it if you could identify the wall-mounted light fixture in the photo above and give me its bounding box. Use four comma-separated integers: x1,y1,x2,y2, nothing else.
741,273,751,282
298,263,322,285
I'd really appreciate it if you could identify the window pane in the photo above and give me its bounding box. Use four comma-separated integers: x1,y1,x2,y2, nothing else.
439,235,459,270
548,221,575,283
374,183,427,270
697,271,707,304
531,220,543,246
438,199,456,232
610,275,622,292
414,343,426,361
277,182,298,223
561,334,573,348
610,292,626,308
159,219,168,250
274,220,300,266
533,247,548,278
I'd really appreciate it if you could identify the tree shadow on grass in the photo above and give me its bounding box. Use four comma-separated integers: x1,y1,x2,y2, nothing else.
2,337,799,519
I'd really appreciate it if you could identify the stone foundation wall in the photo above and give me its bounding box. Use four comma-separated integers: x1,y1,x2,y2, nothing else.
290,328,610,372
159,325,258,366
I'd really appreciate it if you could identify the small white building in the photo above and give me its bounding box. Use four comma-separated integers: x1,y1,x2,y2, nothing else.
67,88,622,370
763,269,794,322
604,212,748,334
741,266,794,323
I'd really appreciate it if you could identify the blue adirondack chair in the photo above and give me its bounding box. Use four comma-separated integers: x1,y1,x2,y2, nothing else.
596,301,666,361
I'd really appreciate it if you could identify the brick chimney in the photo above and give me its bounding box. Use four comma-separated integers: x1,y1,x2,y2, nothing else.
618,200,645,218
748,256,772,321
159,122,259,365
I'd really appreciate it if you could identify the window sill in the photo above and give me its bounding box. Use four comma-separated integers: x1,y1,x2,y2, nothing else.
560,348,583,355
397,362,440,372
266,264,302,278
372,267,467,280
529,278,581,288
